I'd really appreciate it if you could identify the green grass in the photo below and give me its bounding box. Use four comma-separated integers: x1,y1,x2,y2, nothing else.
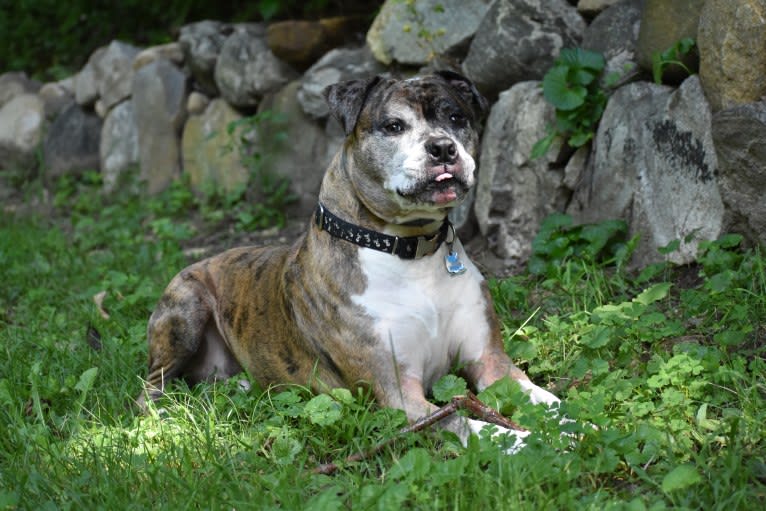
1,177,764,510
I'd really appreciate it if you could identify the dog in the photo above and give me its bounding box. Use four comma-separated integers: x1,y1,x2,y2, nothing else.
139,70,560,449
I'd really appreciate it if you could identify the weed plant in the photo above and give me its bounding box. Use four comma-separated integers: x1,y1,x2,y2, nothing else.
1,178,764,509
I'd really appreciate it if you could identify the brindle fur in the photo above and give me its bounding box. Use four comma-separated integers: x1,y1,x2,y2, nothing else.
140,72,554,442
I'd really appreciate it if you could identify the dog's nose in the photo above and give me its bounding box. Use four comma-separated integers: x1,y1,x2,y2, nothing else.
425,137,458,164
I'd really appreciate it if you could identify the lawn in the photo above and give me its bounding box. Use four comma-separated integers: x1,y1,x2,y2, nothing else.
1,175,764,510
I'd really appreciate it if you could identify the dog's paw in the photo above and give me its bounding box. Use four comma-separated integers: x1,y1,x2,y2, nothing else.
517,379,560,407
466,418,529,455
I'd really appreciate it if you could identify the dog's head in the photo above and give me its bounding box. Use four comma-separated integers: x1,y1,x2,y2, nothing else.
324,71,488,223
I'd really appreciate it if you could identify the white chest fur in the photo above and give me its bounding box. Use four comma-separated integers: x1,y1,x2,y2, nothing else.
352,240,491,391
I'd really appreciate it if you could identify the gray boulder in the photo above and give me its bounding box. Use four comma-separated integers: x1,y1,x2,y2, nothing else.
132,42,184,71
298,46,387,119
38,80,75,120
214,24,296,109
366,0,491,66
462,0,586,98
75,46,106,106
93,40,142,110
577,0,622,17
187,91,211,115
0,93,45,171
581,0,643,79
255,81,344,217
698,0,766,112
179,20,233,96
43,103,102,179
132,59,188,194
101,100,139,193
567,76,723,266
636,0,704,83
712,102,766,246
181,98,249,194
0,72,41,109
475,81,570,265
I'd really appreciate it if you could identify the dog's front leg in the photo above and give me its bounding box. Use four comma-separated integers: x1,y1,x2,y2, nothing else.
464,346,560,407
375,374,528,451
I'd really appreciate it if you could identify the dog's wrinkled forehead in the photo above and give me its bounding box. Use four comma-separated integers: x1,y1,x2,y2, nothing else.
324,71,488,136
369,78,460,123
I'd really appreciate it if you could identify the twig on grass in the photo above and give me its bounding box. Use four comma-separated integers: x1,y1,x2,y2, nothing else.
313,391,525,475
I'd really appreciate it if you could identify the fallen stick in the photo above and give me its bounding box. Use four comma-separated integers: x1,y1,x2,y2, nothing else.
313,391,525,475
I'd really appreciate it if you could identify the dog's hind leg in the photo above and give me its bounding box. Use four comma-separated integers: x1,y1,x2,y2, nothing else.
137,270,238,409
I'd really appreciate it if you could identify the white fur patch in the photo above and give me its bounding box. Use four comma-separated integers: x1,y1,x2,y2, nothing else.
518,379,561,407
352,239,489,391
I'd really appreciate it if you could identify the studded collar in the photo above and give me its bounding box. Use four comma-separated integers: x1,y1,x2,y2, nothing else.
314,203,450,259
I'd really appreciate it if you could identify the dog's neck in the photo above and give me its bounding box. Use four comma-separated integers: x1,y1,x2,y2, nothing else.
317,151,449,238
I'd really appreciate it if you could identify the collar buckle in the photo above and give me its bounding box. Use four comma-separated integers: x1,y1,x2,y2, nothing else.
414,232,441,258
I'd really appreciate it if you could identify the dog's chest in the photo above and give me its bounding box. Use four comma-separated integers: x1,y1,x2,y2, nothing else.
352,243,492,389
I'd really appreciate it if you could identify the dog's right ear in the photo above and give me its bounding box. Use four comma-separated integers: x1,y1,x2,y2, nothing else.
323,76,383,135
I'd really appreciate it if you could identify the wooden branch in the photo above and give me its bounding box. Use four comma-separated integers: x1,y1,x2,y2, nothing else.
460,391,527,431
312,392,524,475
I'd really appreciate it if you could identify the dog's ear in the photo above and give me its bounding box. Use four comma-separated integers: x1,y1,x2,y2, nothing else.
434,70,489,122
323,76,383,135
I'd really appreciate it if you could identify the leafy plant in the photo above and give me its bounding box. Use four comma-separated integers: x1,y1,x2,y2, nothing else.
652,37,697,85
1,180,764,509
225,110,296,230
0,0,365,79
532,48,609,159
527,213,631,277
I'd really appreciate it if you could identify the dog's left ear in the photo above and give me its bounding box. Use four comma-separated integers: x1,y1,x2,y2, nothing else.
324,76,383,135
435,70,489,122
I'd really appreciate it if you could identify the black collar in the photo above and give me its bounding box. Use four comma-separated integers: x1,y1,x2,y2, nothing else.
314,203,450,259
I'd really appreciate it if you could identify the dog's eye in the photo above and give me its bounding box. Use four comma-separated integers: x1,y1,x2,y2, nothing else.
449,113,467,126
383,120,404,134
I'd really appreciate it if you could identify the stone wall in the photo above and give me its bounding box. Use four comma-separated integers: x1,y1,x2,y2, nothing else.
1,0,764,271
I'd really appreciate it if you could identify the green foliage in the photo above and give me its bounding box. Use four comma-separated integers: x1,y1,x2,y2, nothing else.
532,48,609,159
652,37,697,85
1,188,764,508
528,213,632,278
223,110,296,230
0,0,375,79
432,375,468,403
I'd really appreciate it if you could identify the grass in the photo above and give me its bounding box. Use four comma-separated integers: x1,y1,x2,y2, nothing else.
1,175,764,510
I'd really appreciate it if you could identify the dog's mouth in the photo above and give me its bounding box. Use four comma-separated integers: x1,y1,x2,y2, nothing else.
396,165,470,205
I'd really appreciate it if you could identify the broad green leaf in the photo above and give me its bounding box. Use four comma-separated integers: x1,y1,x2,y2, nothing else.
658,239,681,255
572,68,597,86
330,387,354,405
303,394,342,426
676,37,696,55
557,48,605,72
582,326,612,349
270,428,303,465
477,377,520,414
74,367,98,394
661,464,702,492
714,329,748,346
635,283,671,306
568,130,593,148
388,448,432,481
707,270,734,293
531,131,556,159
543,66,587,110
716,233,744,249
432,374,467,403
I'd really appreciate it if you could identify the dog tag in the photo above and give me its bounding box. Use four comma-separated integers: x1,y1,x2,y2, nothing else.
444,250,467,276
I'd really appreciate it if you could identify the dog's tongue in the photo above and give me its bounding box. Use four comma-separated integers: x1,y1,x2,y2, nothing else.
435,172,453,182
